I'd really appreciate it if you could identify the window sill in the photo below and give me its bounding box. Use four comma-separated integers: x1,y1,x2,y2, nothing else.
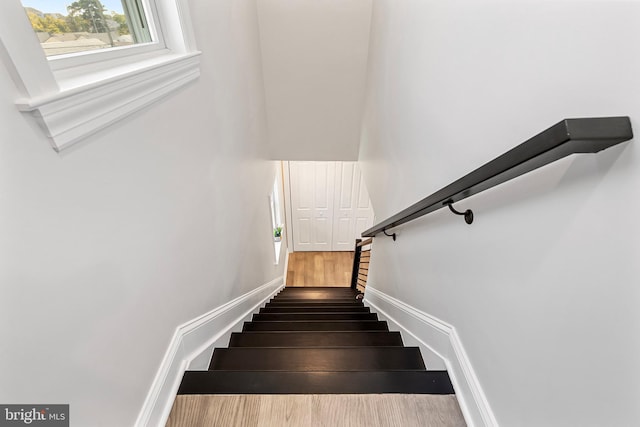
16,51,201,152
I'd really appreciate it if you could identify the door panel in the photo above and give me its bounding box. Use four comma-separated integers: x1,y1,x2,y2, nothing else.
290,161,374,252
335,217,352,247
290,161,335,251
331,162,356,251
298,218,311,244
338,163,354,208
315,217,331,244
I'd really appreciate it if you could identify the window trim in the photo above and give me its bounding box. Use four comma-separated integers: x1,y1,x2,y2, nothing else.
0,0,201,152
48,42,164,72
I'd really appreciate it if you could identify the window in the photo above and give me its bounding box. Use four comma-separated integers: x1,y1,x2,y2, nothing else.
21,0,153,57
0,0,201,151
270,178,282,231
270,175,284,264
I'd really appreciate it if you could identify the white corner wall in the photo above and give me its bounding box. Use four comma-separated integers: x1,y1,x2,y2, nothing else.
257,0,373,160
359,1,640,426
0,0,285,426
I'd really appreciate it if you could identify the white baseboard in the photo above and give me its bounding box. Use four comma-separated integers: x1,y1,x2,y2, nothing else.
134,277,285,427
364,286,498,427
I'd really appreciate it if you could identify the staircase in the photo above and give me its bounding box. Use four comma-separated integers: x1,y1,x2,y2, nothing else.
177,286,455,395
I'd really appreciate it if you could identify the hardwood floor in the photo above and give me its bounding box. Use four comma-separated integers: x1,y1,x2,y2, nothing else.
167,394,466,427
286,251,354,287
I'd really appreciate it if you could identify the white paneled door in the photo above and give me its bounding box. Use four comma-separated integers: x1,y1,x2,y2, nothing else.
289,161,374,252
289,161,336,251
332,162,375,250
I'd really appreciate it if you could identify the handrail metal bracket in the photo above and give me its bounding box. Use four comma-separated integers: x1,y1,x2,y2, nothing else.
445,201,474,225
382,229,397,241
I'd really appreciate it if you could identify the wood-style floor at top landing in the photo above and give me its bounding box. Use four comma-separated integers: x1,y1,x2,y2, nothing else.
286,251,354,287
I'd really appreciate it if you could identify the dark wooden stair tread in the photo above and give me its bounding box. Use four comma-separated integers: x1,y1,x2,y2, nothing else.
178,371,455,394
229,331,403,347
243,320,389,331
266,300,363,306
209,347,426,371
178,286,456,397
274,292,358,300
260,306,370,313
274,297,357,300
278,288,354,290
252,313,378,321
277,289,354,292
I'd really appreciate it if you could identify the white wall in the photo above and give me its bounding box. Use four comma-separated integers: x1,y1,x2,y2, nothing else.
0,1,285,426
359,1,640,426
257,0,372,160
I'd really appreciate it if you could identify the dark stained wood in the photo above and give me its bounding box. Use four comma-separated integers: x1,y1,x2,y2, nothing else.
209,347,426,371
252,313,378,321
176,273,457,400
260,306,370,313
265,301,363,307
178,371,455,395
364,117,633,237
243,320,389,332
228,331,403,348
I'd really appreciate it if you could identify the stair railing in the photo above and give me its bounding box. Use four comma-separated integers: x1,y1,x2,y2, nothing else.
362,117,633,238
351,238,373,294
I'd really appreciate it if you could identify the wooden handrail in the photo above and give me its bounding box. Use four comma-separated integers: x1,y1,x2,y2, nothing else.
356,238,373,247
363,117,632,237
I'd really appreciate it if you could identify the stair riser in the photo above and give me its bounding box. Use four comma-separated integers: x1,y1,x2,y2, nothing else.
260,307,370,313
209,347,426,371
275,292,357,299
229,331,403,347
277,290,355,293
178,371,455,395
252,313,377,321
177,286,445,397
279,287,354,291
279,288,355,289
278,291,356,295
277,291,355,294
243,321,389,332
273,298,359,302
266,301,363,307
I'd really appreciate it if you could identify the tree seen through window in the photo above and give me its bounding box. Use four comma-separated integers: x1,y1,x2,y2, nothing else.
21,0,151,56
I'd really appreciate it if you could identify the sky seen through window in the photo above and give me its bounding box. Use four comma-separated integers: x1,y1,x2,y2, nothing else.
24,0,125,15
